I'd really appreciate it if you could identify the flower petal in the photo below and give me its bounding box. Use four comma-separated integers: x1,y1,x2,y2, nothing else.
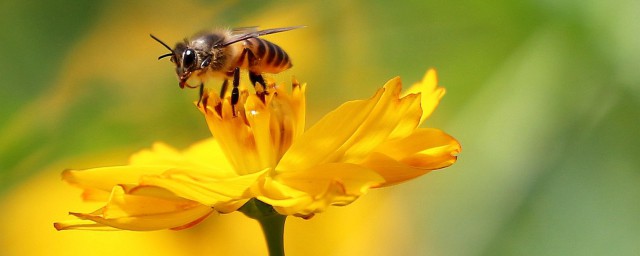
278,77,422,172
266,82,307,158
54,185,213,231
201,92,266,174
253,176,313,216
129,138,236,177
140,168,269,213
289,81,307,139
276,95,377,172
402,69,446,125
53,219,116,231
64,138,238,194
62,166,170,192
362,128,461,186
256,163,384,216
244,95,278,168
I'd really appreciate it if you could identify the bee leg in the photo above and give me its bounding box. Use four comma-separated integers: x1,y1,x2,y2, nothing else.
245,48,269,94
249,72,268,102
249,71,267,89
197,83,204,106
231,67,240,116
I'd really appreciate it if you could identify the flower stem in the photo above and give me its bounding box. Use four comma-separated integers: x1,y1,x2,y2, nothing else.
257,212,286,256
239,198,287,256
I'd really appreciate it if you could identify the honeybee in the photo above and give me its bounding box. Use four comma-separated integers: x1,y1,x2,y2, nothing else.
150,26,303,108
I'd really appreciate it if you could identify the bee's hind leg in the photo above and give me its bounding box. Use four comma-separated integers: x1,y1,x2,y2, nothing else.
249,71,267,89
249,71,268,102
246,49,269,99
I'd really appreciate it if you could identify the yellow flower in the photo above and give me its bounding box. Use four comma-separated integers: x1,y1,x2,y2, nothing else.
55,69,460,230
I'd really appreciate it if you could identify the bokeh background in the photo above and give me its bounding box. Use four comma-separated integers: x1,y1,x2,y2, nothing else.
1,0,639,255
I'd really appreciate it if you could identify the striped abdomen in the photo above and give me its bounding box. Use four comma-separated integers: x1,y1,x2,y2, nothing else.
241,38,292,74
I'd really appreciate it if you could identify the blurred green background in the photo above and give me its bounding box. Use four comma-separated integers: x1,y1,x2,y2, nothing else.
1,0,639,255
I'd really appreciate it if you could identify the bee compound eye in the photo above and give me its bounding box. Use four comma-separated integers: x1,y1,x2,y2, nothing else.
183,49,196,69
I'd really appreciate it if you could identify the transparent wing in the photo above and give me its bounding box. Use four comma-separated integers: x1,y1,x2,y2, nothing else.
230,26,259,35
222,25,305,46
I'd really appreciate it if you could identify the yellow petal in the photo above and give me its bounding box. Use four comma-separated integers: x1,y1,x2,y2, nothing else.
277,89,380,172
268,80,307,141
402,69,446,125
277,163,384,196
62,165,170,192
289,81,307,139
254,176,314,215
129,138,236,177
267,82,307,158
79,187,111,201
337,78,421,154
54,185,213,231
65,138,238,193
140,168,268,213
102,186,193,218
362,128,461,186
257,163,384,216
212,200,249,214
201,92,265,174
53,219,116,231
244,95,277,168
278,77,421,172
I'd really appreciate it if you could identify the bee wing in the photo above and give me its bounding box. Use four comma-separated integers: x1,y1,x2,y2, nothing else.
221,25,305,46
230,26,260,35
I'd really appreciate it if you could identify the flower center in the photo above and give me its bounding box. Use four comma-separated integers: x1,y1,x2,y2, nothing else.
199,80,306,175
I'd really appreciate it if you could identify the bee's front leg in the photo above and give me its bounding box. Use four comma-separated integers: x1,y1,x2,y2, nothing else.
197,83,204,106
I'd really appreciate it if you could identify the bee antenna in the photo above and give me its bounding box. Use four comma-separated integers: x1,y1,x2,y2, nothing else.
158,53,173,60
150,34,174,52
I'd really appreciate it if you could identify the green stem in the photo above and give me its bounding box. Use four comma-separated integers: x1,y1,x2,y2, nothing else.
239,198,287,256
257,212,286,256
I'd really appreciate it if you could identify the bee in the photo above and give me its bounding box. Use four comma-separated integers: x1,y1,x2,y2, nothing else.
150,26,303,109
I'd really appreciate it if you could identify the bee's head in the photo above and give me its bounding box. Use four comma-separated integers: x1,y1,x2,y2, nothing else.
150,34,209,89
